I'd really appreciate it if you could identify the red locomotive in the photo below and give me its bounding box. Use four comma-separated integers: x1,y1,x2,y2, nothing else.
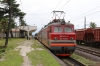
76,27,100,47
37,11,76,56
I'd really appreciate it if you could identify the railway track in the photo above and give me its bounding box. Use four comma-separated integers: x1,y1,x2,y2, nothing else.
59,57,85,66
76,46,100,57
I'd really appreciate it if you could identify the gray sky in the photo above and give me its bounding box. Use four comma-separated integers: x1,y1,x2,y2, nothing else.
16,0,100,34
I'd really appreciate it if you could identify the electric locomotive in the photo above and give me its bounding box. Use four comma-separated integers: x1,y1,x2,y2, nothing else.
37,11,76,56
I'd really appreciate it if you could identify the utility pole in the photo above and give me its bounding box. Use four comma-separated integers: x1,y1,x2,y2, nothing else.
84,16,86,29
5,0,12,47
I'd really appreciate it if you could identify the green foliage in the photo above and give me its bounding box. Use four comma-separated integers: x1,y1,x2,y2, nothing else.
0,18,8,31
18,12,27,26
0,0,27,27
89,22,97,28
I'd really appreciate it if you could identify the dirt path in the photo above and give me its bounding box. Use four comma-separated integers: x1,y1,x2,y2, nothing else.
15,40,34,66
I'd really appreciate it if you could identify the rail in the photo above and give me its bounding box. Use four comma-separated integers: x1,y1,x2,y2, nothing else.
60,57,85,66
76,46,100,57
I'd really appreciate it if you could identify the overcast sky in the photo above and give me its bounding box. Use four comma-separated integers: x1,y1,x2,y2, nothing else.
16,0,100,34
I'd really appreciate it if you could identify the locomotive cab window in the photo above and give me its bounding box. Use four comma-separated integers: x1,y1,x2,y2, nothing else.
64,26,73,32
54,26,63,32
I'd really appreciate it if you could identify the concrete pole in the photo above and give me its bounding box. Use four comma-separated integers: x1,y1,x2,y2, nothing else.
28,26,29,40
84,17,86,29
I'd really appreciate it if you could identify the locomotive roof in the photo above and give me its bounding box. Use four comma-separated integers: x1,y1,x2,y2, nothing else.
48,22,74,26
40,23,73,32
40,19,74,31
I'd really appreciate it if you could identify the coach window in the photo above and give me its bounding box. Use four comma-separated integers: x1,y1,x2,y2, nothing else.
64,26,72,32
54,26,62,32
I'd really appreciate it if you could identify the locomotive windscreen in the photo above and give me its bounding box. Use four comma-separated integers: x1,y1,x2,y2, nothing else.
54,26,63,32
64,26,73,32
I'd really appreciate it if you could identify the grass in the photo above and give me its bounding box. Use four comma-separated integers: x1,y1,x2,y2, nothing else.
0,51,23,66
71,53,99,66
32,39,44,49
0,38,5,46
27,39,60,66
0,38,26,66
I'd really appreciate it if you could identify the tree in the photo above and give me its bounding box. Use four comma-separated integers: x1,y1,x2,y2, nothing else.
89,22,97,28
0,0,26,47
0,18,8,38
18,12,27,26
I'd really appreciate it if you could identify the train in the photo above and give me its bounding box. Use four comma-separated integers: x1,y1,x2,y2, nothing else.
36,11,76,56
75,27,100,47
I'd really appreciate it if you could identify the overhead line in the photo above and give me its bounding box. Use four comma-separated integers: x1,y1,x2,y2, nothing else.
46,0,63,22
59,0,70,10
46,0,70,23
70,5,100,20
54,0,63,10
71,11,100,21
86,11,100,16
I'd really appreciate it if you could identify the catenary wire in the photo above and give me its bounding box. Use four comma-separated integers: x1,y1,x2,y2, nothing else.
54,0,63,10
69,5,100,20
59,0,70,10
71,11,100,21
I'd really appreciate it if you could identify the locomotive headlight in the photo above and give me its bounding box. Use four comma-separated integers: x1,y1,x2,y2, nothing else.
70,37,73,40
